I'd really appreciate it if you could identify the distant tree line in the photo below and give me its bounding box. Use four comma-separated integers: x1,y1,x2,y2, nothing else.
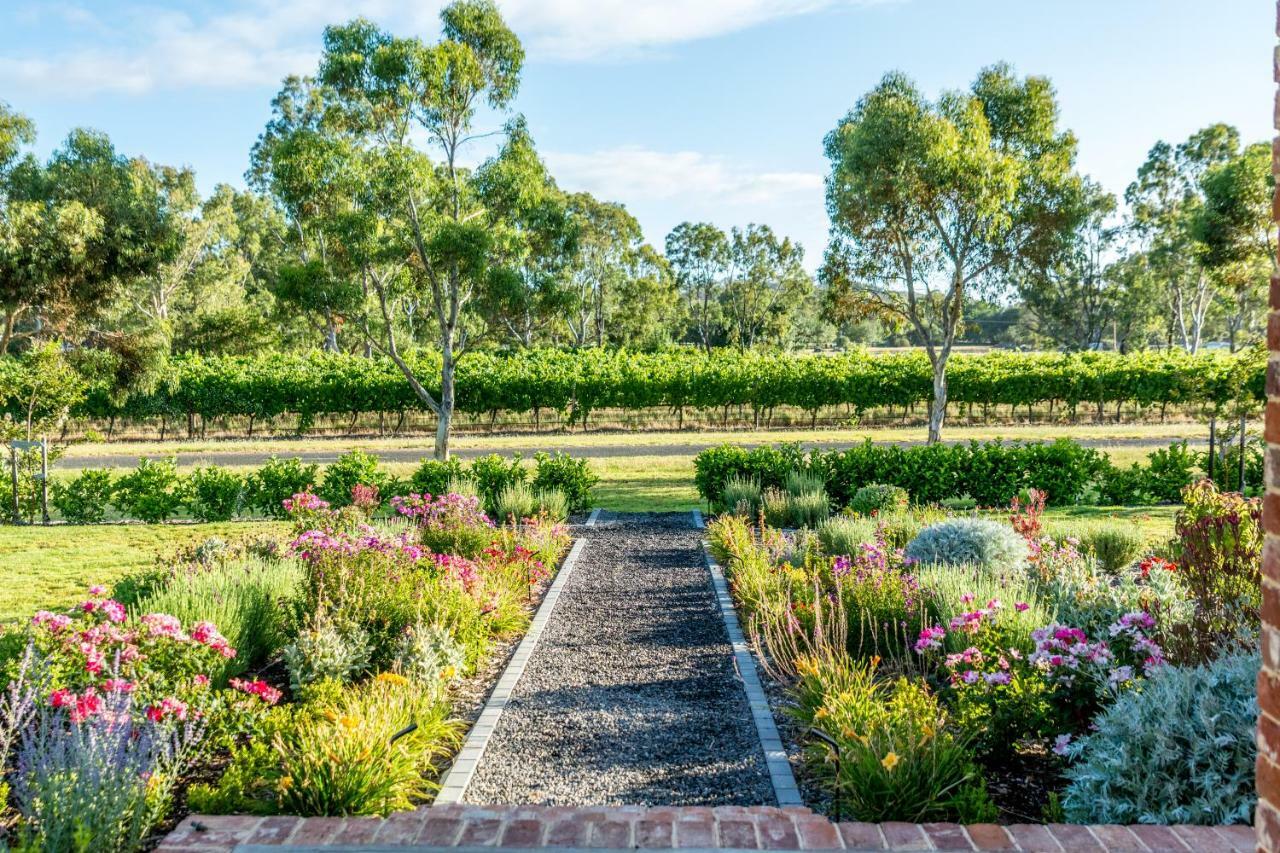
0,2,1269,450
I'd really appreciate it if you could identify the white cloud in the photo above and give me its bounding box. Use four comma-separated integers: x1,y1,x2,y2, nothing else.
545,146,829,265
546,146,821,204
1,0,890,95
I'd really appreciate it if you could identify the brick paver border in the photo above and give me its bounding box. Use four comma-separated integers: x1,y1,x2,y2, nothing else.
434,534,589,803
158,804,1258,851
693,508,803,807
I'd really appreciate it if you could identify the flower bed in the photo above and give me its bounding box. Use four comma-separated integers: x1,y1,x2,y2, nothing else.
0,484,571,849
707,478,1260,826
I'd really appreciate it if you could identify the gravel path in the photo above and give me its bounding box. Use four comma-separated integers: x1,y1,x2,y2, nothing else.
464,511,775,806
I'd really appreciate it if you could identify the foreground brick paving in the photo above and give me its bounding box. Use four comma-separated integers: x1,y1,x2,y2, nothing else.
157,805,1254,851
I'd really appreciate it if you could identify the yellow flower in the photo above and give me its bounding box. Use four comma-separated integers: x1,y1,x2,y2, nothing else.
439,665,457,681
338,714,360,731
278,776,293,791
814,707,830,720
869,655,881,669
376,672,409,686
881,752,900,771
840,727,858,740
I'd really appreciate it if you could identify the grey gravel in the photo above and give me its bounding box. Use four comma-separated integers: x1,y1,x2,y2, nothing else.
464,511,775,806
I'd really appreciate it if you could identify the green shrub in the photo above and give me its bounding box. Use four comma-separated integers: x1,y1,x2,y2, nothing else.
112,457,186,522
187,466,247,522
492,481,537,523
249,456,320,519
51,469,115,523
1042,520,1148,573
1061,652,1258,825
318,450,386,507
904,518,1028,569
531,451,597,513
792,655,994,823
719,474,762,516
849,484,909,516
469,453,527,512
283,619,373,694
408,457,465,496
817,515,879,557
138,556,302,681
939,495,978,512
535,487,569,522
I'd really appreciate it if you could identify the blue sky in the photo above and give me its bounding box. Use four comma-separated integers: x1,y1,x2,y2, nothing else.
1,0,1272,268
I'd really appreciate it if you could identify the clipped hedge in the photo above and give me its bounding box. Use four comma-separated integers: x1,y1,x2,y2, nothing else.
694,439,1111,508
58,346,1264,427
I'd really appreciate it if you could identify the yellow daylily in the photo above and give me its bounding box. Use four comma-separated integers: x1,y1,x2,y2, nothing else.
881,751,900,771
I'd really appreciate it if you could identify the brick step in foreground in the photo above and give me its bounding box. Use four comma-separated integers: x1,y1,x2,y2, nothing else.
157,804,1255,852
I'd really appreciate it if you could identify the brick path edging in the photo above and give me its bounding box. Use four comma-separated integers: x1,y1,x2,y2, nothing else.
156,804,1256,851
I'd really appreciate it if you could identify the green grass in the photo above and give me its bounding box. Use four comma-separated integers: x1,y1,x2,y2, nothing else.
58,419,1225,462
0,521,288,623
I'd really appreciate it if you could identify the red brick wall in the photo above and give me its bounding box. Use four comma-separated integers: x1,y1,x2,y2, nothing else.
1261,7,1280,851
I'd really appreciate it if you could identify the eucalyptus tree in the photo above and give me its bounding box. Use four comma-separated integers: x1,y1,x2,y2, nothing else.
1125,124,1240,352
564,192,640,347
255,2,558,459
665,221,729,352
0,122,183,353
1195,141,1273,351
1015,181,1119,350
822,64,1084,442
722,224,811,349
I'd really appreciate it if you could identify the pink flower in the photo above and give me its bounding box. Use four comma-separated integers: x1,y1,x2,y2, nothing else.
1052,734,1073,756
71,690,102,724
1015,602,1029,612
102,678,135,693
193,674,210,687
49,688,75,708
229,678,282,705
100,600,127,624
959,592,975,604
147,696,189,722
88,584,106,596
80,600,97,613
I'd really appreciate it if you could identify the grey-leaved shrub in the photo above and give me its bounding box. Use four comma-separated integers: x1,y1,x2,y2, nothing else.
283,620,372,694
1061,652,1258,825
904,518,1028,569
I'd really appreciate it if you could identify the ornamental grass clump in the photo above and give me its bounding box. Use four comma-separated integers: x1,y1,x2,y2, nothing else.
790,654,995,823
904,518,1028,570
1041,520,1148,574
817,515,878,557
718,474,762,516
134,556,302,682
492,481,537,523
1059,651,1258,825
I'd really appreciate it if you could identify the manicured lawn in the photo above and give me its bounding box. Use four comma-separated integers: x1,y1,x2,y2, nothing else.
58,419,1223,462
0,521,288,623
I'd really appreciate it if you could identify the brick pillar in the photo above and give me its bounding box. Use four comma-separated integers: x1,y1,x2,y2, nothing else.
1261,8,1280,851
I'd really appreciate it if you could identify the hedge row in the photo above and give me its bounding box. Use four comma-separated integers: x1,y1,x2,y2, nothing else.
55,347,1265,426
693,439,1206,509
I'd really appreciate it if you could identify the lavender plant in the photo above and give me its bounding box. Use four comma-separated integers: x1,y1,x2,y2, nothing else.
12,692,204,852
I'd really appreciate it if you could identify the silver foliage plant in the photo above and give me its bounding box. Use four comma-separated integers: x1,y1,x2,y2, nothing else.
1060,651,1259,825
283,619,372,694
903,518,1029,569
